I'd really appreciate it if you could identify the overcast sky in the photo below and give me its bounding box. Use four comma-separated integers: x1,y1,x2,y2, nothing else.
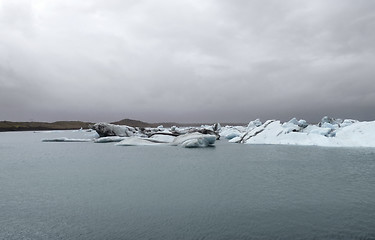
1,0,374,123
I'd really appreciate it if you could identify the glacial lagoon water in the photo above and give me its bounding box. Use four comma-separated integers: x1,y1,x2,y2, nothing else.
1,131,375,240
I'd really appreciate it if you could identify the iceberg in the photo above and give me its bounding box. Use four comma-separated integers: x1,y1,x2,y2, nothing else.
42,137,93,142
115,137,166,146
94,136,127,143
149,134,176,143
225,116,375,148
41,117,375,148
90,123,135,137
247,119,262,131
340,119,358,128
219,126,242,140
180,138,212,148
42,124,218,148
171,133,216,148
114,133,216,148
334,121,375,147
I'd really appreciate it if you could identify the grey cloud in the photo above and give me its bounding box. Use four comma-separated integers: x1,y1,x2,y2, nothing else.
0,0,374,123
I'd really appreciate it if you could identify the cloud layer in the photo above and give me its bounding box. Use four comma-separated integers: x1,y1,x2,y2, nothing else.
1,0,375,123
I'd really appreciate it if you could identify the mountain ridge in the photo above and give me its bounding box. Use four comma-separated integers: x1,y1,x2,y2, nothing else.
0,118,247,132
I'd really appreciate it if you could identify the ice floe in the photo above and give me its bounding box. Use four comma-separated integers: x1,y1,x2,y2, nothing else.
42,137,93,142
41,116,375,148
94,136,127,143
114,133,216,148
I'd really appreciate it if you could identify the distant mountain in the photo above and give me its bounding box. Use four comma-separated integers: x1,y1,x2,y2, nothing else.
110,119,225,128
0,118,247,132
0,121,92,132
110,119,199,128
110,118,153,127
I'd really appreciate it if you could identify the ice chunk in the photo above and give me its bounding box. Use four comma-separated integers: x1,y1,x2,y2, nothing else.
340,119,358,128
244,121,283,144
236,120,275,143
319,116,342,127
180,138,212,148
334,121,375,147
116,137,165,146
42,138,92,142
288,118,299,125
321,122,337,130
230,117,375,148
282,121,300,134
304,125,333,136
94,136,127,143
247,119,262,131
219,127,241,140
149,134,176,143
171,133,216,148
298,119,308,128
213,123,221,132
228,136,242,143
91,123,135,137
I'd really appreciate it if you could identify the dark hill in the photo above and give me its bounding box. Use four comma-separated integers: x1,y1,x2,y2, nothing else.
110,119,217,128
110,119,153,127
0,121,92,132
0,119,247,132
111,119,185,128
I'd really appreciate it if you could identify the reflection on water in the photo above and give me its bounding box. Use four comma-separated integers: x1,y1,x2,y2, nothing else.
1,131,375,240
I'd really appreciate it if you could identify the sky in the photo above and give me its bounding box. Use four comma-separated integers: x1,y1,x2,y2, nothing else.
1,0,375,123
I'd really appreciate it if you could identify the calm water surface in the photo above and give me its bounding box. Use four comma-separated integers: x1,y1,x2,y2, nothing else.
1,131,375,240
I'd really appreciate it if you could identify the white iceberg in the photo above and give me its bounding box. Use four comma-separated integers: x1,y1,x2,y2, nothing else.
115,133,216,148
303,125,333,136
247,119,262,131
232,120,276,144
340,119,358,128
171,133,216,148
219,127,242,140
243,121,335,146
41,117,375,148
227,117,375,148
115,137,166,146
149,134,176,143
334,121,375,147
180,138,212,148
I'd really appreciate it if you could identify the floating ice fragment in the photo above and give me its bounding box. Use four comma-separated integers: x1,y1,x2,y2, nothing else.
94,136,127,143
116,137,165,146
42,138,92,142
91,123,135,137
171,133,216,148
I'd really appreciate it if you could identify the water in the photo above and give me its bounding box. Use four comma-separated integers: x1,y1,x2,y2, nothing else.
1,131,375,240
